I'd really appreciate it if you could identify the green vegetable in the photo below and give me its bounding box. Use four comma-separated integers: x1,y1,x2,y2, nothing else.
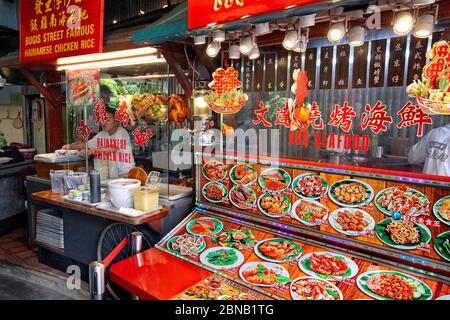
326,288,339,299
443,239,450,256
275,275,292,284
207,249,238,266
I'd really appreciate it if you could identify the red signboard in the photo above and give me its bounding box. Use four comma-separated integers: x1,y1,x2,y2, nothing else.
188,0,321,30
19,0,104,63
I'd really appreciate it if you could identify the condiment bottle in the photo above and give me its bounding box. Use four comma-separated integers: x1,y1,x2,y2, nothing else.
90,170,101,203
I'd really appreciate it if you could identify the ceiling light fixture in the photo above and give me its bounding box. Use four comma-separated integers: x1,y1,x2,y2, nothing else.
348,26,365,46
393,11,414,36
414,14,435,38
327,22,346,43
229,44,241,59
240,35,254,55
193,35,207,45
206,41,221,57
56,47,158,65
255,23,271,35
283,30,298,50
248,44,260,60
213,30,226,42
56,56,163,71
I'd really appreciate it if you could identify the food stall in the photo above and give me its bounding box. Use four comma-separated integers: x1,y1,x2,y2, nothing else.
108,0,450,300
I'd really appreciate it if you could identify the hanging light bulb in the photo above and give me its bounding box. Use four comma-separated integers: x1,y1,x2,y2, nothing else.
283,30,298,50
229,44,240,59
206,41,221,57
393,11,414,36
327,22,346,43
240,35,254,55
248,44,260,60
414,14,434,38
213,30,226,42
348,26,365,47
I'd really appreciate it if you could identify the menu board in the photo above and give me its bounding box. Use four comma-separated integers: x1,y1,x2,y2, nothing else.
198,157,450,266
277,51,288,91
352,43,369,88
369,39,387,87
407,36,429,84
305,48,317,90
243,58,252,93
388,37,407,87
319,46,333,89
335,45,350,89
253,56,264,92
160,209,450,300
265,53,276,92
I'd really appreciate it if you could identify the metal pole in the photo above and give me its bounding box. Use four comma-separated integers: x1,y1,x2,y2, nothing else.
88,261,105,300
130,232,143,300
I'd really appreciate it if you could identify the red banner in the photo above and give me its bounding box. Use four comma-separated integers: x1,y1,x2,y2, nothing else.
188,0,321,30
19,0,104,64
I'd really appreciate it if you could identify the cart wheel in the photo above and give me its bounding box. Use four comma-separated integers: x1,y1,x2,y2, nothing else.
97,222,153,300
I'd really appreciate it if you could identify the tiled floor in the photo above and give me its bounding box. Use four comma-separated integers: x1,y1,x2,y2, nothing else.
0,228,66,277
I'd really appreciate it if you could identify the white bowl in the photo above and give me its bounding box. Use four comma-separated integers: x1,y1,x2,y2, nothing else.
108,179,141,208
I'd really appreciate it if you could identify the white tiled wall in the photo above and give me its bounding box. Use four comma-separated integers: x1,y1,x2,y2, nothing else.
0,106,25,144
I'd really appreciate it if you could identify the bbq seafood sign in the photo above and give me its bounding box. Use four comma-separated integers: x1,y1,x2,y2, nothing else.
188,0,321,29
19,0,104,63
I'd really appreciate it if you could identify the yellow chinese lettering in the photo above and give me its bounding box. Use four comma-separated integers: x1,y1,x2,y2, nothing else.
55,0,62,10
64,0,71,8
59,11,67,26
80,8,88,20
30,19,38,32
35,0,43,15
45,0,53,12
49,13,57,28
40,15,48,30
214,0,244,12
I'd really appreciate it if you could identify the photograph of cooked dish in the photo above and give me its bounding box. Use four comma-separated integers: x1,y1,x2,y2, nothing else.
257,194,292,218
290,277,343,300
254,238,302,263
292,173,328,199
199,247,244,270
229,164,258,186
433,195,450,226
298,252,359,280
212,228,257,250
239,262,291,287
356,271,433,300
375,186,430,217
291,199,329,226
328,179,374,207
186,218,223,236
433,231,450,262
229,185,256,210
202,181,228,203
259,168,291,192
329,208,375,236
202,160,228,182
375,218,431,250
167,234,206,256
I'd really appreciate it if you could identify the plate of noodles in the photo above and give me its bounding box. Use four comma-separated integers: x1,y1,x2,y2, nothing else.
375,218,431,250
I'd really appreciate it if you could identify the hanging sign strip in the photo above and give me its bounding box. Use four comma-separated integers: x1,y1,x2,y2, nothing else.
352,42,369,88
387,36,407,87
407,36,429,84
243,57,252,93
305,48,317,90
265,53,276,92
253,56,264,92
369,39,387,88
277,51,288,91
319,46,333,89
335,44,350,89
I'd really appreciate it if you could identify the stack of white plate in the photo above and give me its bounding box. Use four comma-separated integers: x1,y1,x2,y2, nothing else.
36,209,64,249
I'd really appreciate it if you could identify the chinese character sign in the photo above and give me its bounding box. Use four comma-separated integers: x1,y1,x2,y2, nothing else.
75,119,92,143
20,0,104,63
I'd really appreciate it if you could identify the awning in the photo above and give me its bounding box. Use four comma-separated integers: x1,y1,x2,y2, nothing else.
132,0,373,45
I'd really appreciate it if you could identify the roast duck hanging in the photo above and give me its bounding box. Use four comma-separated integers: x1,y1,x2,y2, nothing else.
289,69,312,130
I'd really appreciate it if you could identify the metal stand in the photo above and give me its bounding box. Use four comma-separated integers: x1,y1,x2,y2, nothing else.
130,232,143,300
88,261,105,300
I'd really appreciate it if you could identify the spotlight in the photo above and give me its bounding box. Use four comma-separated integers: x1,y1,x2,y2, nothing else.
193,35,207,45
327,22,346,43
393,11,414,36
348,26,365,46
213,30,226,42
229,44,240,59
248,44,260,60
240,36,254,55
283,30,298,50
206,41,221,57
414,14,434,38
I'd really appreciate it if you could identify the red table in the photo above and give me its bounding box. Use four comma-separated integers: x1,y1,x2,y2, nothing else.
110,248,211,300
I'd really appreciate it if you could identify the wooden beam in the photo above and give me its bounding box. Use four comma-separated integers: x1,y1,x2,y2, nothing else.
19,68,58,107
162,50,193,97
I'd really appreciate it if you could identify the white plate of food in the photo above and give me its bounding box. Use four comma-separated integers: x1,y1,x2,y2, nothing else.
433,195,450,226
298,251,359,281
229,164,258,186
254,238,303,263
239,262,291,287
329,208,375,236
229,185,256,210
290,277,343,300
202,181,228,203
199,247,244,270
375,218,431,250
375,186,430,217
258,168,291,193
257,194,292,218
291,199,329,226
202,160,228,182
292,173,328,200
328,179,374,208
